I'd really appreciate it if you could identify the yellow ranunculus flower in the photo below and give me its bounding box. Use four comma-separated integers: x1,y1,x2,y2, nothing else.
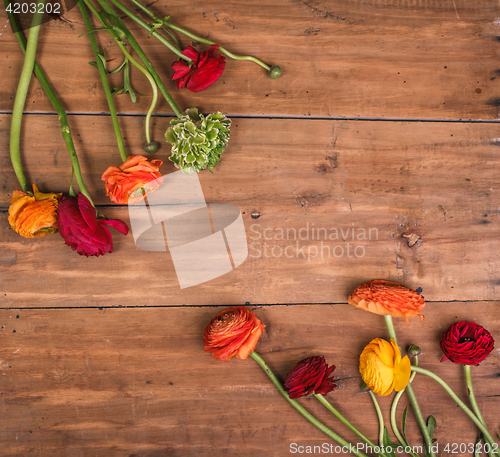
8,184,62,238
359,338,411,396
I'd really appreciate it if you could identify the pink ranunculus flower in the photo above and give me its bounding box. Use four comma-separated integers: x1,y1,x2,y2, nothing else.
57,193,129,257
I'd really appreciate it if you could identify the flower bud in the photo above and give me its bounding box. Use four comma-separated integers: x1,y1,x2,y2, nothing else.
269,65,282,79
144,142,159,154
407,344,422,357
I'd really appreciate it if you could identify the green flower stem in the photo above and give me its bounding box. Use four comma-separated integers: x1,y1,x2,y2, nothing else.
103,0,190,63
89,0,183,117
6,0,93,204
411,366,499,456
250,352,370,457
369,391,385,447
384,316,436,457
9,0,48,192
114,40,157,146
315,393,387,457
123,0,272,71
390,362,419,457
384,315,398,344
78,2,127,162
464,365,486,426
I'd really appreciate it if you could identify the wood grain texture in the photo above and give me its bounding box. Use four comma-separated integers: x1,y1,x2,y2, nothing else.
0,304,498,456
1,0,500,119
1,116,499,306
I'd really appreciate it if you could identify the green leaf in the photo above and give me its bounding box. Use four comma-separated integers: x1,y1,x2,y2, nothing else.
112,85,125,97
123,60,137,103
383,427,397,457
426,416,436,440
402,406,408,441
107,60,127,75
423,416,437,457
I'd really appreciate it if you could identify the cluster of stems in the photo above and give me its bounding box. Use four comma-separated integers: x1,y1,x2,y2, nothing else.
6,0,93,204
78,0,275,159
248,318,498,457
8,0,277,198
384,316,498,457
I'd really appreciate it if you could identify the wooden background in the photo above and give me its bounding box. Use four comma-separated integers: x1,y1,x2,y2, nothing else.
0,0,499,455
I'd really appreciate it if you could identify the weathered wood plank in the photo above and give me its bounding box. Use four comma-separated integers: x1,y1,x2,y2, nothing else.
1,116,499,306
1,0,500,119
0,304,498,456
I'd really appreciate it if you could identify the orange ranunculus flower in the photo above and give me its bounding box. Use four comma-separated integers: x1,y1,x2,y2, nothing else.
101,154,163,204
8,184,62,238
348,280,425,323
359,338,411,396
203,306,266,361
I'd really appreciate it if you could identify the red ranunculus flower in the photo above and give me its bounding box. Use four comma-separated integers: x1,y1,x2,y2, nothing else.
440,321,495,365
172,44,226,92
284,356,336,399
203,306,265,361
57,193,129,257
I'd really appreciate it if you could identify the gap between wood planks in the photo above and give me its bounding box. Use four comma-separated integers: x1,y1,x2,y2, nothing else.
2,111,500,123
0,300,494,311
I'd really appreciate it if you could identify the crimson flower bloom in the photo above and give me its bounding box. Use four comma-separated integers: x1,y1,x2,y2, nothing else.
440,321,495,365
284,356,336,399
203,306,265,361
57,193,129,257
172,45,226,92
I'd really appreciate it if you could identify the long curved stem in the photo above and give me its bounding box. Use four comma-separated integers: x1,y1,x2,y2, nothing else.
6,0,93,204
114,40,158,146
315,393,387,457
369,391,385,447
9,0,48,192
250,352,370,457
464,365,487,426
390,362,419,457
104,0,190,63
89,0,183,117
78,2,127,162
384,316,436,457
124,0,272,71
412,366,498,456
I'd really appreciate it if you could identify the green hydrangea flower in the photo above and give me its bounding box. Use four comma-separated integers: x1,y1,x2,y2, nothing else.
165,108,231,173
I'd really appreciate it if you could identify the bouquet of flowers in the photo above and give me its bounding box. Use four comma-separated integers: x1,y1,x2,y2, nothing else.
6,0,280,256
203,281,498,457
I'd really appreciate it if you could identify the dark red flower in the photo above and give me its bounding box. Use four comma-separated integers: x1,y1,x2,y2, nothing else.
284,356,336,399
172,45,226,92
440,321,494,365
57,193,129,257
